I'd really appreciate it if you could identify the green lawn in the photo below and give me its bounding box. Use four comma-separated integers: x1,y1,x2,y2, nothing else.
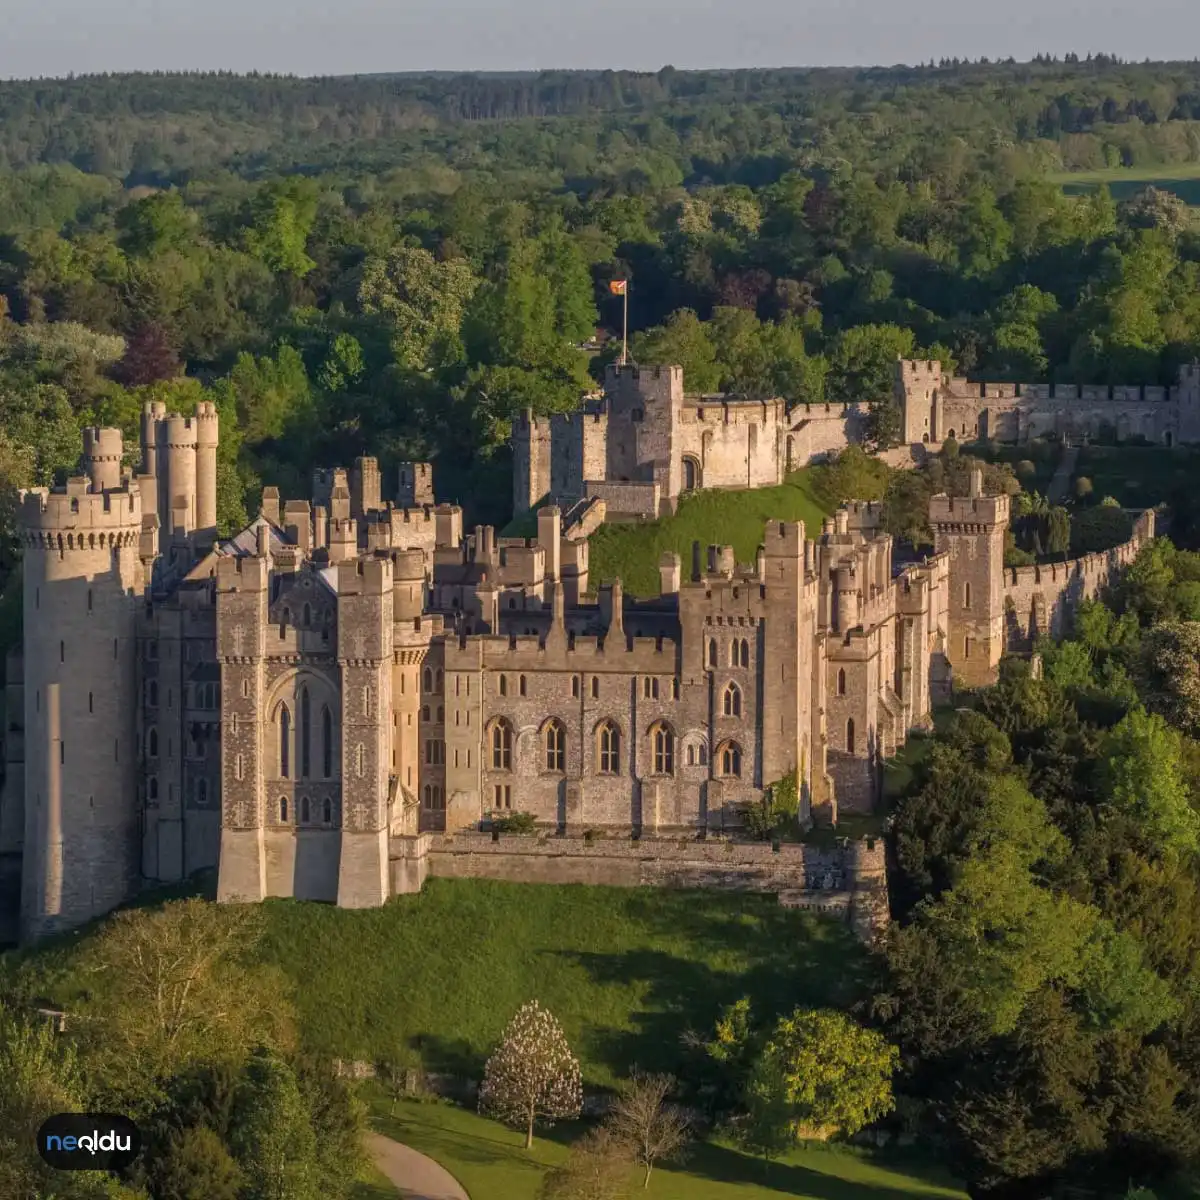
1047,162,1200,208
253,879,868,1089
1073,444,1200,508
588,471,833,596
369,1095,967,1200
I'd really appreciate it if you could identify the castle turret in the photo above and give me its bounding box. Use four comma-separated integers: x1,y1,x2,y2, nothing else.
215,552,269,903
18,474,144,941
194,402,219,536
398,462,434,507
512,409,552,517
337,558,394,908
351,456,383,519
896,358,943,445
82,427,124,493
929,468,1010,688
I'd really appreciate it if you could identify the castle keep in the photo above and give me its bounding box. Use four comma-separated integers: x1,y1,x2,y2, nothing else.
0,363,1156,943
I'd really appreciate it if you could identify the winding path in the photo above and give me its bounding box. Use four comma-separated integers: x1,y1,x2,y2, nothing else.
1046,442,1080,504
367,1131,470,1200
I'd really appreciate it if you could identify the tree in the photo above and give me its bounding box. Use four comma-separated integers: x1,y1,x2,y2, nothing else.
113,322,181,387
74,899,293,1112
742,1009,898,1147
151,1125,244,1200
358,245,478,372
242,180,318,277
629,309,720,392
1047,506,1071,559
540,1127,631,1200
479,1001,583,1149
0,1002,116,1200
228,1049,318,1200
1135,621,1200,738
605,1070,691,1187
1097,707,1200,855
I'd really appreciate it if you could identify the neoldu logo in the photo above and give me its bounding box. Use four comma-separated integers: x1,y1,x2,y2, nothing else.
37,1113,141,1171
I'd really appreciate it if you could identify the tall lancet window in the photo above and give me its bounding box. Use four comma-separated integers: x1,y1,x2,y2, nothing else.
300,687,311,778
279,705,291,778
322,705,334,778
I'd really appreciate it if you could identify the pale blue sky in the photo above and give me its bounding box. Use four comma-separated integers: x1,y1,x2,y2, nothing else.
1,0,1193,79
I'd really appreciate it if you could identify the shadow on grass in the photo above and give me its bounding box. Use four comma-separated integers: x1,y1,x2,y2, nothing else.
680,1140,954,1200
550,890,871,1078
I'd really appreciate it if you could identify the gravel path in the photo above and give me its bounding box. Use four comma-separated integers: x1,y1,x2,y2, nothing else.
366,1130,470,1200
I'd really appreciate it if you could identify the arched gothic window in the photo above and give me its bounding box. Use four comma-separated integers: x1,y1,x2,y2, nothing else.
708,639,718,668
519,675,527,697
279,705,291,778
963,581,972,610
147,727,159,758
597,721,621,775
718,741,743,778
322,705,334,778
837,668,846,696
491,719,513,770
739,639,750,668
300,687,311,778
846,718,856,754
301,796,311,823
544,720,566,773
423,667,433,692
323,797,332,825
279,796,288,822
499,675,507,697
723,682,742,718
650,722,675,775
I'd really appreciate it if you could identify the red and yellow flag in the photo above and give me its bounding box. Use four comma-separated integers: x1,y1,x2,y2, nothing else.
609,279,628,296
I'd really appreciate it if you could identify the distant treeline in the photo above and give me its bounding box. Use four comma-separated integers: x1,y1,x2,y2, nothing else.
3,60,1200,181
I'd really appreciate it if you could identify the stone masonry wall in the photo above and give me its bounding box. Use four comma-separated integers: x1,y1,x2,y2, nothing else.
1004,511,1155,646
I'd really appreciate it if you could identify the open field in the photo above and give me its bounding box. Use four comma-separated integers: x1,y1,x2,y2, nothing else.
369,1094,967,1200
588,471,832,596
1047,162,1200,209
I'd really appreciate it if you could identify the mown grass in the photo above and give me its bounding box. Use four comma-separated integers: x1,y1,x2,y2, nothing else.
251,879,866,1090
1048,162,1200,208
587,471,833,596
368,1094,967,1200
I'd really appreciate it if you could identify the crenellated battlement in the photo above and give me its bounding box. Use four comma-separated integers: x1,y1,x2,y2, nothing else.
19,482,142,543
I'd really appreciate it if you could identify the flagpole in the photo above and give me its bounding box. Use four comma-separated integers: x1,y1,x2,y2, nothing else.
621,285,628,366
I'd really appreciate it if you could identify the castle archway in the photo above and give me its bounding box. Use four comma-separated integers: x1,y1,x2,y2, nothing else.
682,456,701,492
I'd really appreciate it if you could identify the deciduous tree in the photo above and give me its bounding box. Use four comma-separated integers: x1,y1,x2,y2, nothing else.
479,1001,583,1149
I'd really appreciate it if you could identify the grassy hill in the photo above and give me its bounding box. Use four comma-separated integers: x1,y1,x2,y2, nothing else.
254,879,867,1089
9,879,869,1091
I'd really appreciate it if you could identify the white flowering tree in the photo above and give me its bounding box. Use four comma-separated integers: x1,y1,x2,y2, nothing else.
478,1000,583,1149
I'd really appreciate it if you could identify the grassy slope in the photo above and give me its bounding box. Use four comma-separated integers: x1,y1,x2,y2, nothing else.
587,472,832,597
371,1095,967,1200
255,878,868,1089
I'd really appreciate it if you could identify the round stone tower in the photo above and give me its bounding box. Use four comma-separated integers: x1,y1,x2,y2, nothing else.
19,455,144,942
194,401,220,535
162,414,198,538
82,426,124,493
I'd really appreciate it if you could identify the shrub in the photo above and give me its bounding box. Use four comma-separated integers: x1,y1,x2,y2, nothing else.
492,812,538,835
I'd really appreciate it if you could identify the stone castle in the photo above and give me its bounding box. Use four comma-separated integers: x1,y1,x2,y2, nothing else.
0,363,1157,944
